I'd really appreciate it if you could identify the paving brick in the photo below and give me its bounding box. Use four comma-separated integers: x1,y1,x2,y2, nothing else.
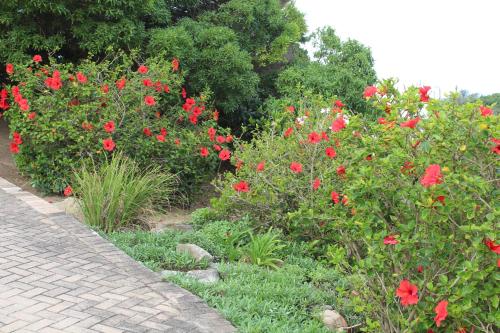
0,180,235,333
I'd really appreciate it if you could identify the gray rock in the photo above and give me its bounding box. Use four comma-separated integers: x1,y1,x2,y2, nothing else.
176,243,213,263
161,270,180,278
53,197,83,221
145,211,193,232
321,310,347,332
187,268,219,283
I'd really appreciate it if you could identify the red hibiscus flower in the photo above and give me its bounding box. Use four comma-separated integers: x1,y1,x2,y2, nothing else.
103,121,115,133
363,85,377,98
308,131,321,144
383,235,399,245
144,95,156,106
335,100,345,108
256,161,265,172
290,162,303,174
208,127,216,141
378,117,387,124
213,144,222,151
434,300,448,327
325,146,337,159
321,132,329,141
19,99,29,111
33,55,42,63
181,87,187,99
156,134,165,142
10,142,19,154
188,114,198,125
0,88,9,110
172,58,180,72
400,117,420,129
216,135,226,144
45,70,62,90
200,147,209,157
219,149,231,161
396,280,419,306
143,127,152,136
484,238,500,254
419,86,431,102
102,138,115,151
480,106,493,117
420,164,443,187
284,127,294,138
331,116,346,132
12,132,22,145
137,65,148,74
331,191,340,204
233,181,249,193
76,72,87,83
226,135,233,143
337,165,346,176
143,79,153,87
28,112,36,120
313,178,321,190
6,63,14,75
63,185,73,197
436,195,445,205
116,78,126,90
101,84,109,93
287,105,295,113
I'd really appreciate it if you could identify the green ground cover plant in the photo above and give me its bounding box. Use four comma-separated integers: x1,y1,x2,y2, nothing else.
108,216,360,333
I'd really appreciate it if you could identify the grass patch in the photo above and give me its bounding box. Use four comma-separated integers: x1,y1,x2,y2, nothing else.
107,219,362,332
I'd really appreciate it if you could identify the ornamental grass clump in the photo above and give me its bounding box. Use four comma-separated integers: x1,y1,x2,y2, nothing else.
74,153,176,233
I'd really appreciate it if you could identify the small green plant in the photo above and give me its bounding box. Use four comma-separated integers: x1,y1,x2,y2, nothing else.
74,153,175,232
242,229,285,269
107,230,210,271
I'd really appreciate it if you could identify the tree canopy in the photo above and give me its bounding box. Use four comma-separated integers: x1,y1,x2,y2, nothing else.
1,1,377,128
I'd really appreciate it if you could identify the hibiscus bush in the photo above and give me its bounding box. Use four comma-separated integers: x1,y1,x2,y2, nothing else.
2,53,230,199
212,81,499,332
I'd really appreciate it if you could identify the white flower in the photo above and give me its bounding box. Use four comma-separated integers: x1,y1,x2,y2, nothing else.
296,116,308,125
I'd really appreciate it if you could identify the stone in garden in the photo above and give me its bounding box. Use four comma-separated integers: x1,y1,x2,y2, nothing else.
145,212,193,232
187,268,220,283
176,243,213,263
161,270,180,278
321,310,347,332
53,197,83,221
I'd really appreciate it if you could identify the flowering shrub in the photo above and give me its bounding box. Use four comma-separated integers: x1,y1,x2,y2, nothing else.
3,54,229,198
212,81,499,331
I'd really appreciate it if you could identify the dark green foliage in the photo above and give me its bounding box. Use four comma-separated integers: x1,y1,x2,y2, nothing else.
277,27,377,114
0,0,171,63
148,19,259,114
1,1,376,129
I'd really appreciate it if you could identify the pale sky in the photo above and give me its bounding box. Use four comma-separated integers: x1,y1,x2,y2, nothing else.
294,0,500,96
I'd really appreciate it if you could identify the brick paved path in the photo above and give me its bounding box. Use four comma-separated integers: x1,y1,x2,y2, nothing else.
0,177,235,333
